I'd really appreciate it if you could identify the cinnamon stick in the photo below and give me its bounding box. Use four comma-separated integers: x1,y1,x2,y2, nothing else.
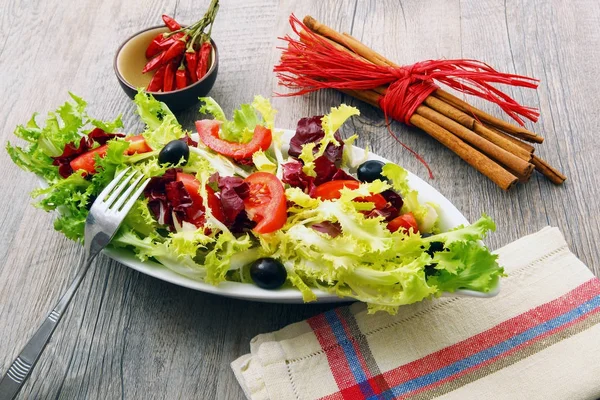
415,105,534,178
483,124,536,153
432,90,544,143
423,96,533,161
304,16,391,67
423,96,476,130
532,155,567,185
410,115,518,190
481,125,566,183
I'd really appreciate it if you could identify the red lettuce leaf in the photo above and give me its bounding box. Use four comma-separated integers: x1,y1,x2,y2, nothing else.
311,221,342,238
181,134,198,147
144,168,198,231
282,157,357,196
282,159,316,196
362,205,399,222
211,173,251,226
236,157,255,167
228,211,257,233
288,116,343,164
381,189,404,210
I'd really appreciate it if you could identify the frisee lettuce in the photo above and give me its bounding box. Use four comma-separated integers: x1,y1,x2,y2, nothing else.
8,92,504,314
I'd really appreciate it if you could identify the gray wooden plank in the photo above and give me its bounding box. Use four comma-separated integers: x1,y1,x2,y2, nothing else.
0,0,599,399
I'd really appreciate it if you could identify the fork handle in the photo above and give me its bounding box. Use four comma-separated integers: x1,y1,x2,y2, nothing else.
0,258,95,400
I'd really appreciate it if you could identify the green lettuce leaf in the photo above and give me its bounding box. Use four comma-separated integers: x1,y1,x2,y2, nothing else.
134,90,175,131
7,93,93,182
428,241,504,293
30,171,92,241
252,150,277,174
88,114,124,133
315,104,359,158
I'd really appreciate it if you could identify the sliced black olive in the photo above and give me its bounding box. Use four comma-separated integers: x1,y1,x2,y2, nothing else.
357,160,386,182
250,258,287,289
158,140,189,165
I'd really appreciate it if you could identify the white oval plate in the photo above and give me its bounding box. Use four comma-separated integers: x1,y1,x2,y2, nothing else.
98,129,499,303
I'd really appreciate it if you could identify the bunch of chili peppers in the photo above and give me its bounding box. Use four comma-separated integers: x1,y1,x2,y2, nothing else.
144,0,219,92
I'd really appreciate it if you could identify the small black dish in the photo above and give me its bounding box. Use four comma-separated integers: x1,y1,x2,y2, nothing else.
114,25,218,112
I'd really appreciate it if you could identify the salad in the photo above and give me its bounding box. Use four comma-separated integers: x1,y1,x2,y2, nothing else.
7,92,504,314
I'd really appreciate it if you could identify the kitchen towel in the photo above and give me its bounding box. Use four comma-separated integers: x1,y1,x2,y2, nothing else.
231,227,600,399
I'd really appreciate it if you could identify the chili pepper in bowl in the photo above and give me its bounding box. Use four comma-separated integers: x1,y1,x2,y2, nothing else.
146,33,167,58
141,0,219,93
185,51,198,82
162,14,181,31
146,65,167,92
176,66,188,89
196,42,212,80
163,62,177,92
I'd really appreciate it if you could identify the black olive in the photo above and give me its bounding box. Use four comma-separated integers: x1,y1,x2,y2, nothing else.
357,160,386,182
250,258,287,289
158,140,189,165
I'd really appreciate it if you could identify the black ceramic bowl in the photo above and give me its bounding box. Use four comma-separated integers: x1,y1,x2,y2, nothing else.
114,25,218,112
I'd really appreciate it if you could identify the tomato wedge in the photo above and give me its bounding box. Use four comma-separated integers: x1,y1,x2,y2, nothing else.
387,212,419,234
243,172,287,234
176,172,226,225
313,180,388,209
70,135,152,174
195,120,272,160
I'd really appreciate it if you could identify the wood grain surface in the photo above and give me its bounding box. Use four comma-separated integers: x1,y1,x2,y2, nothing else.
1,0,599,399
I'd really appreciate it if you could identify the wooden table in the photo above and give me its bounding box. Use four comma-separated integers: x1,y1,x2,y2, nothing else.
1,1,598,398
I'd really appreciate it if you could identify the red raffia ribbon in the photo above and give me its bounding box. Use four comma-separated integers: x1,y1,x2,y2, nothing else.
274,14,540,177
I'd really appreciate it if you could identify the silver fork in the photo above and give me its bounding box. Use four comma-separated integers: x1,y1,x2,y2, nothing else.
0,167,150,400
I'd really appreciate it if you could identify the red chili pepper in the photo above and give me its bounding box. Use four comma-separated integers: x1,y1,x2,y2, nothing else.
145,33,167,58
147,65,167,92
143,38,186,74
163,39,187,64
176,67,187,89
163,62,177,92
143,51,165,73
162,15,181,31
196,42,212,80
185,52,198,82
152,32,184,55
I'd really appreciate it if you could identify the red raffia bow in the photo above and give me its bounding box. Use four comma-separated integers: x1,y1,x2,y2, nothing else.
274,14,540,177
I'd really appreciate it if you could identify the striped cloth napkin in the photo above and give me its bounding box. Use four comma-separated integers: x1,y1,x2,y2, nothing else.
231,227,600,399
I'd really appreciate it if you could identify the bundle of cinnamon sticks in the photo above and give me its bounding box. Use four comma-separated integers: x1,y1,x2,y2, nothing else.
297,16,566,190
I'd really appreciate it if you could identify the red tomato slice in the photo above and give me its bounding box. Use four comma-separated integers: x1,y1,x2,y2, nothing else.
176,172,226,225
387,212,419,234
195,120,272,160
70,145,107,174
243,172,287,234
70,135,152,174
313,180,388,209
